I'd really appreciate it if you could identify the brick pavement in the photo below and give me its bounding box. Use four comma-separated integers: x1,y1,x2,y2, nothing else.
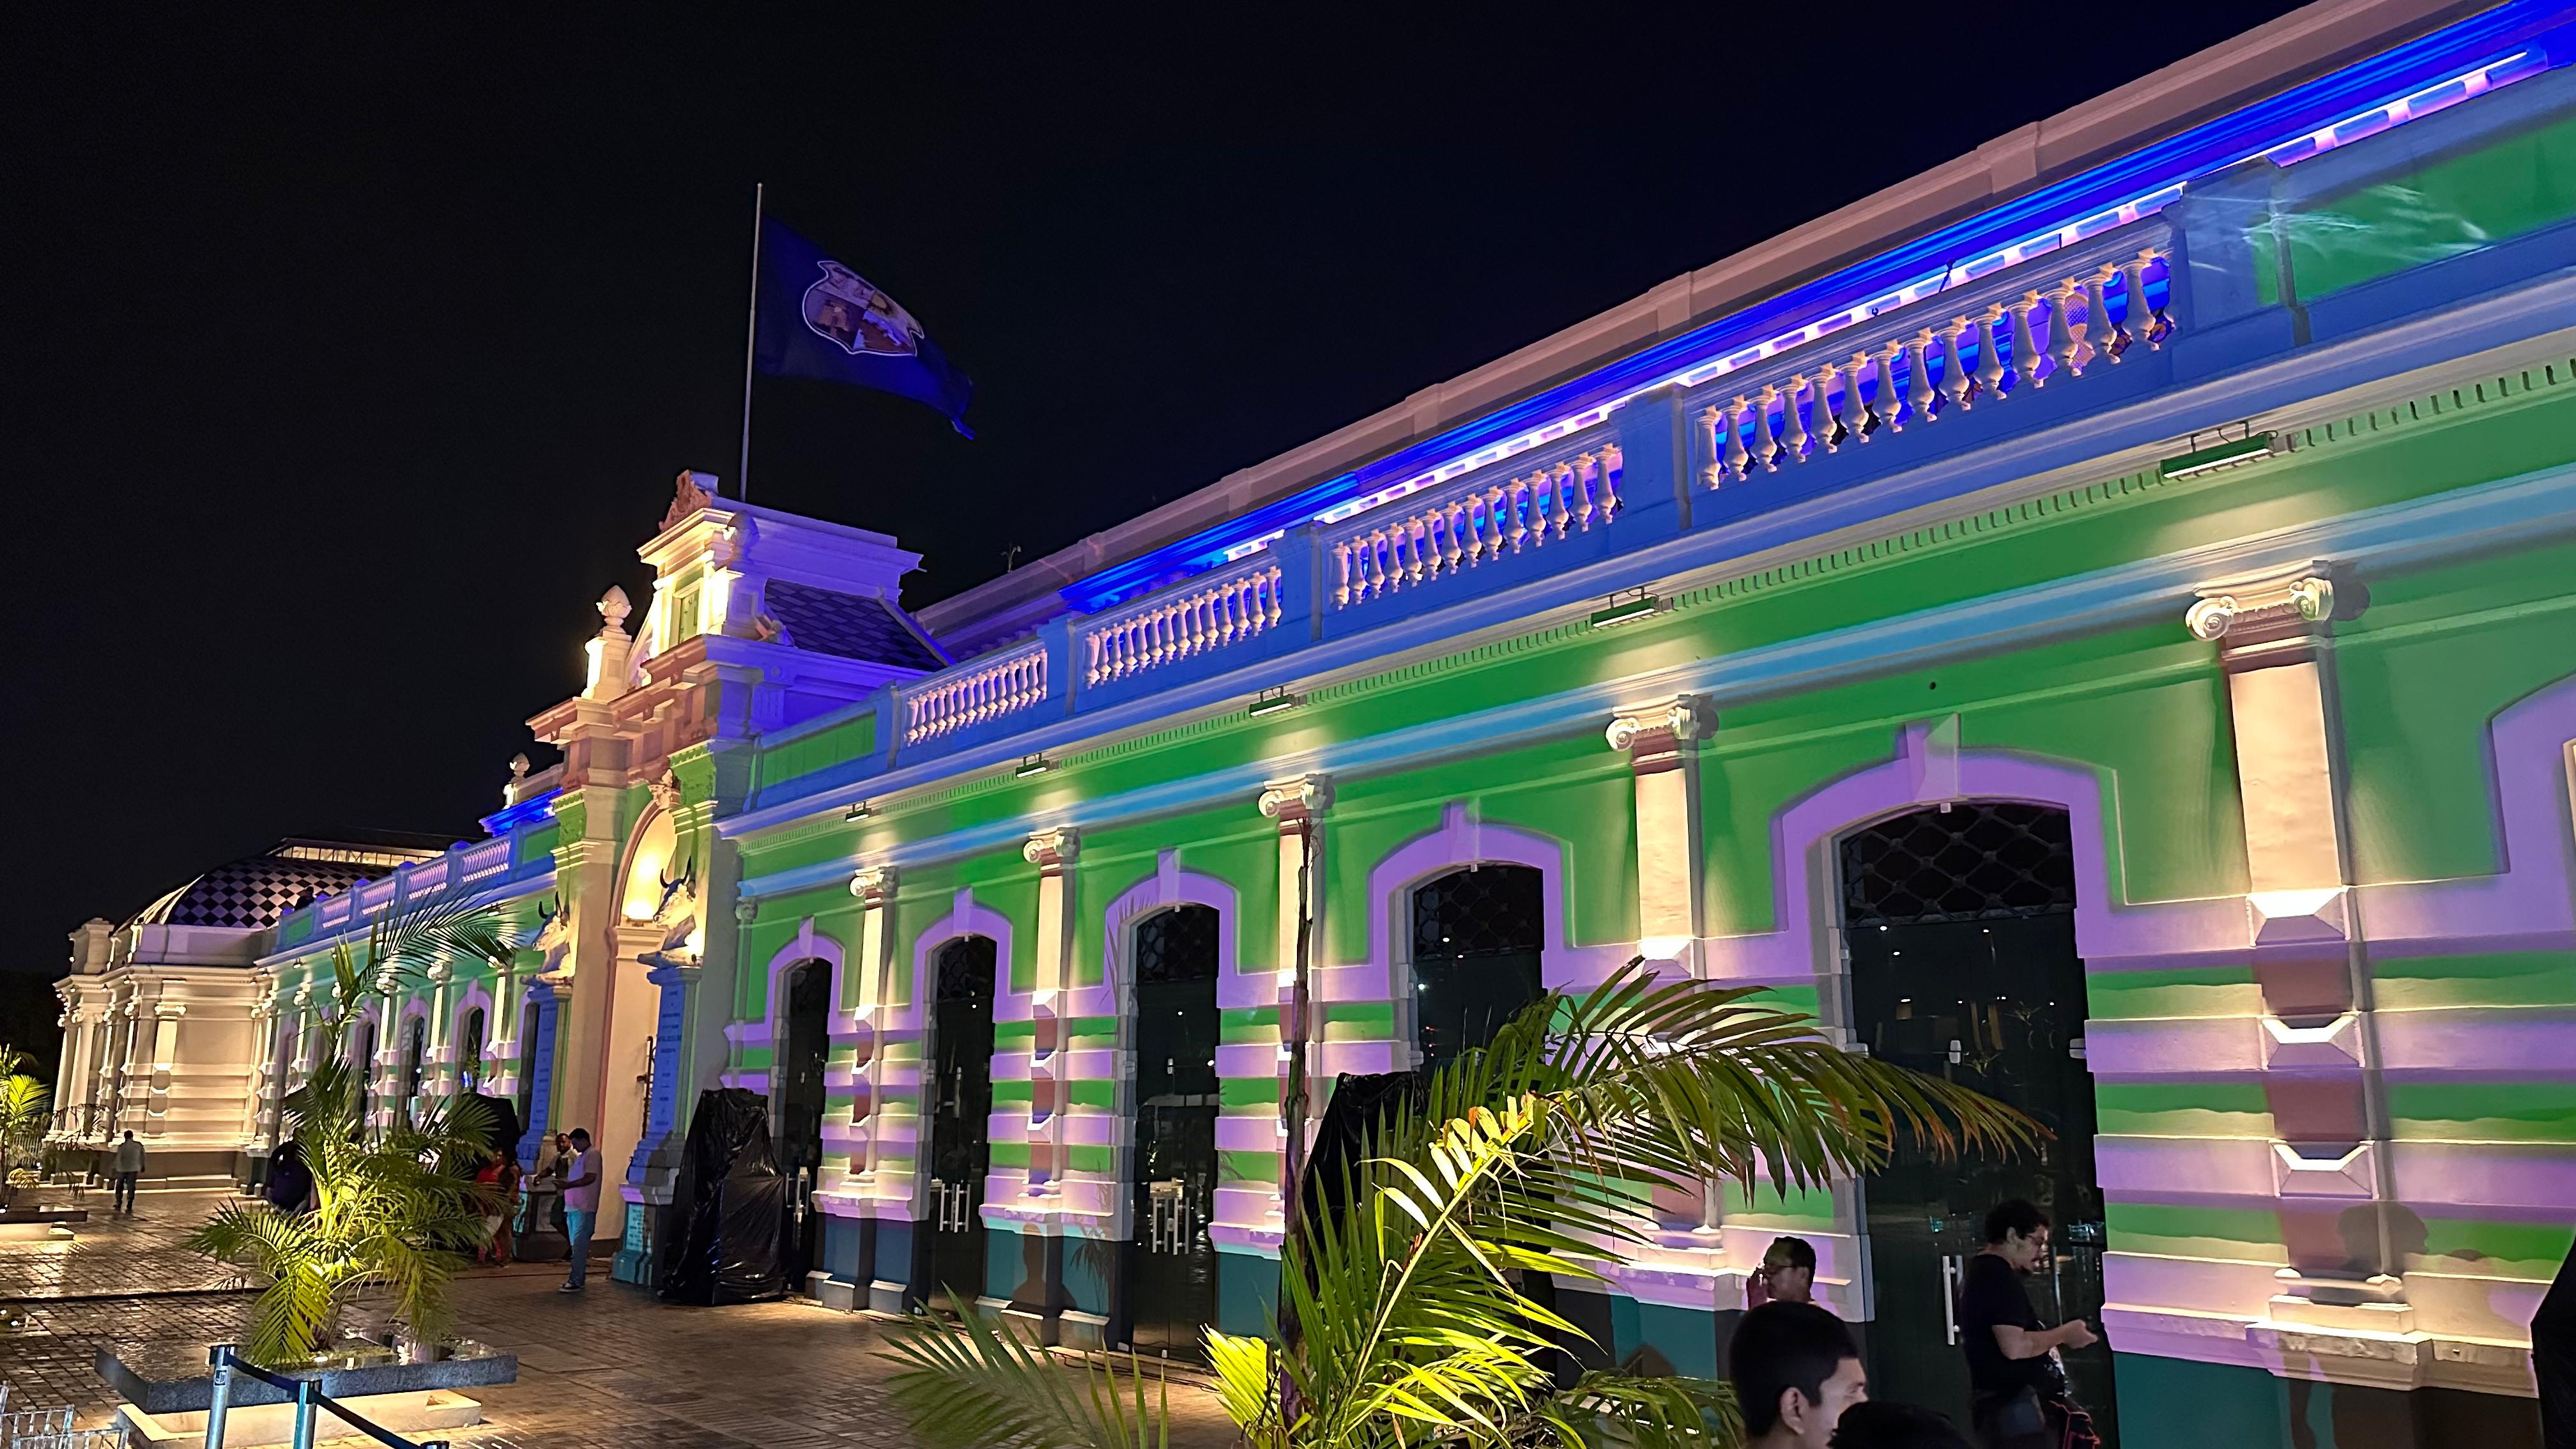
0,1189,1237,1448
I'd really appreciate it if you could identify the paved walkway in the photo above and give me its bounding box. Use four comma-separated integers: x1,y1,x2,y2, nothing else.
0,1189,1236,1448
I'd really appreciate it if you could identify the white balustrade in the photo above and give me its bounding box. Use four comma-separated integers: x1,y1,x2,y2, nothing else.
1694,243,2174,488
460,839,512,882
1332,444,1624,609
901,641,1050,744
1082,563,1285,686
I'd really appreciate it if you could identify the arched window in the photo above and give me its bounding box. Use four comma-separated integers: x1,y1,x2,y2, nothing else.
1409,865,1545,1071
459,1008,488,1096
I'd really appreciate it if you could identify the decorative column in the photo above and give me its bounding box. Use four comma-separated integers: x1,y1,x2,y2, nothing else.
486,961,523,1101
240,983,277,1154
142,999,186,1137
1255,776,1329,1241
1606,698,1707,974
2188,563,2395,1324
845,868,900,1195
614,957,700,1285
514,974,572,1167
287,986,318,1090
1605,700,1731,1276
100,996,137,1135
423,962,457,1100
1020,829,1078,1197
50,990,94,1143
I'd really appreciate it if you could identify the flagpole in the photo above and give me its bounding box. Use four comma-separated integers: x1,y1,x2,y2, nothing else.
736,181,765,503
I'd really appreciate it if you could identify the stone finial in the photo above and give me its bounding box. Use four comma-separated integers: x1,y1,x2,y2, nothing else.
663,470,718,531
509,753,530,782
597,585,633,634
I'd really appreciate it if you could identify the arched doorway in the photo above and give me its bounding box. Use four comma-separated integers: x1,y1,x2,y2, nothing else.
1409,864,1546,1071
778,959,832,1285
459,1008,488,1096
923,935,999,1307
353,1018,378,1124
398,1016,427,1127
1121,904,1221,1358
1839,802,2115,1443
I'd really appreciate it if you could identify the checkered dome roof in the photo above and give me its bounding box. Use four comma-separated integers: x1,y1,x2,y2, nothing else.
131,852,390,931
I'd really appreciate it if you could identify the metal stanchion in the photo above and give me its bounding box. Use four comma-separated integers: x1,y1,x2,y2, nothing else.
290,1379,316,1449
203,1344,235,1449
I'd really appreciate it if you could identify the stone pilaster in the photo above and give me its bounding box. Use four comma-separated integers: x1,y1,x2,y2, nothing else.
1252,776,1329,1251
1605,697,1706,974
2192,562,2398,1323
424,962,457,1100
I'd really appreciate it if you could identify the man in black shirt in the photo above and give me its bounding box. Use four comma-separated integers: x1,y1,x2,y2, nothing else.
1958,1199,2098,1449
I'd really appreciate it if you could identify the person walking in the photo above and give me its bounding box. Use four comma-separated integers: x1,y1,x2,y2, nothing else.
110,1131,144,1215
1958,1199,2100,1449
1729,1300,1869,1449
557,1128,601,1292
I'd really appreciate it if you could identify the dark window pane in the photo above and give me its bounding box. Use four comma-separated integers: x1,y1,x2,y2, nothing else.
1137,905,1220,985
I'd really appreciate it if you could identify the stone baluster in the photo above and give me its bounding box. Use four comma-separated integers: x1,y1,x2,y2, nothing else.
1938,317,1975,412
2117,254,2155,352
1696,408,1721,489
1973,305,2007,399
1723,397,1752,480
1814,362,1845,452
2082,268,2114,368
2046,280,2082,380
1597,444,1622,519
1846,351,1877,440
1904,330,1935,426
1547,463,1574,538
1781,376,1811,462
2011,291,2044,390
1502,479,1526,552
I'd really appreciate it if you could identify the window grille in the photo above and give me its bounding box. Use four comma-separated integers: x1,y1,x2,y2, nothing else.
1137,905,1219,985
1412,866,1544,959
1839,803,2076,928
935,935,999,1004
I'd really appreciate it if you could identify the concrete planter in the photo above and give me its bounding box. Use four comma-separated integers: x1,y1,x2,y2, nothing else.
97,1335,518,1416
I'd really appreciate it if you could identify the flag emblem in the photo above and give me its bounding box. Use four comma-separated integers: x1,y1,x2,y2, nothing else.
801,261,921,358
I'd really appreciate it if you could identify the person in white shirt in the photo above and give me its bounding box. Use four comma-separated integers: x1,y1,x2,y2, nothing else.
557,1128,602,1292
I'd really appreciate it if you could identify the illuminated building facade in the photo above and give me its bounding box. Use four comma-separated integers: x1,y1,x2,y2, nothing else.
145,1,2576,1440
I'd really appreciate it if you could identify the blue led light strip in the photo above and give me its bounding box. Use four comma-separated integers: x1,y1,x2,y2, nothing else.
1061,0,2574,613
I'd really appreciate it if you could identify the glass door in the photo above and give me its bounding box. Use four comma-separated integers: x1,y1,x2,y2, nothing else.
1841,805,2116,1445
778,962,831,1285
1124,906,1220,1358
925,937,997,1308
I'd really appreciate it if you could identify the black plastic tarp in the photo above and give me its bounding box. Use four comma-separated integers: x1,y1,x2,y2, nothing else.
656,1087,787,1304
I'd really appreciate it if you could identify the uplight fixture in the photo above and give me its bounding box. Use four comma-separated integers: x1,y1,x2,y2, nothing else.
1247,688,1301,718
1014,755,1054,778
843,801,874,822
2159,431,2281,481
1588,590,1662,629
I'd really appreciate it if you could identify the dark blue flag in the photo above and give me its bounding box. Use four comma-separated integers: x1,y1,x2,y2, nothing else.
755,218,974,436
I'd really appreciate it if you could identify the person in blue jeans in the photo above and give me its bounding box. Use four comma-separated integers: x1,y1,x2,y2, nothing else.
111,1131,145,1214
558,1128,601,1292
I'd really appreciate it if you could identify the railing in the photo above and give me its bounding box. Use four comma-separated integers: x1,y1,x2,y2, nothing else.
201,1346,448,1449
1685,227,2173,488
1331,443,1625,610
0,1379,122,1449
1080,559,1285,686
457,839,512,885
900,638,1050,744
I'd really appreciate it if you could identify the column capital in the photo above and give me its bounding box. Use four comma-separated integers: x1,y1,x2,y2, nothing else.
153,1002,188,1021
849,866,898,906
1023,828,1078,870
424,961,454,986
1606,696,1705,754
2185,560,2345,645
1257,775,1331,827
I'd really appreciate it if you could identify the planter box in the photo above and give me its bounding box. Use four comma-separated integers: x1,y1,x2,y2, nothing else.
118,1390,483,1449
98,1338,518,1415
0,1207,84,1242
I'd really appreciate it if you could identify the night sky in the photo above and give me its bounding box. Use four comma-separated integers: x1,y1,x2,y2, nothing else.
7,6,2304,1027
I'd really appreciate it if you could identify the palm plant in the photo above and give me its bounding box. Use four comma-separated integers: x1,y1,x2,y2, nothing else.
187,896,518,1365
0,1075,50,1193
887,960,2038,1449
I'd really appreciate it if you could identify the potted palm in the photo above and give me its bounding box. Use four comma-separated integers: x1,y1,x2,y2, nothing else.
887,960,2035,1448
0,1074,51,1208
